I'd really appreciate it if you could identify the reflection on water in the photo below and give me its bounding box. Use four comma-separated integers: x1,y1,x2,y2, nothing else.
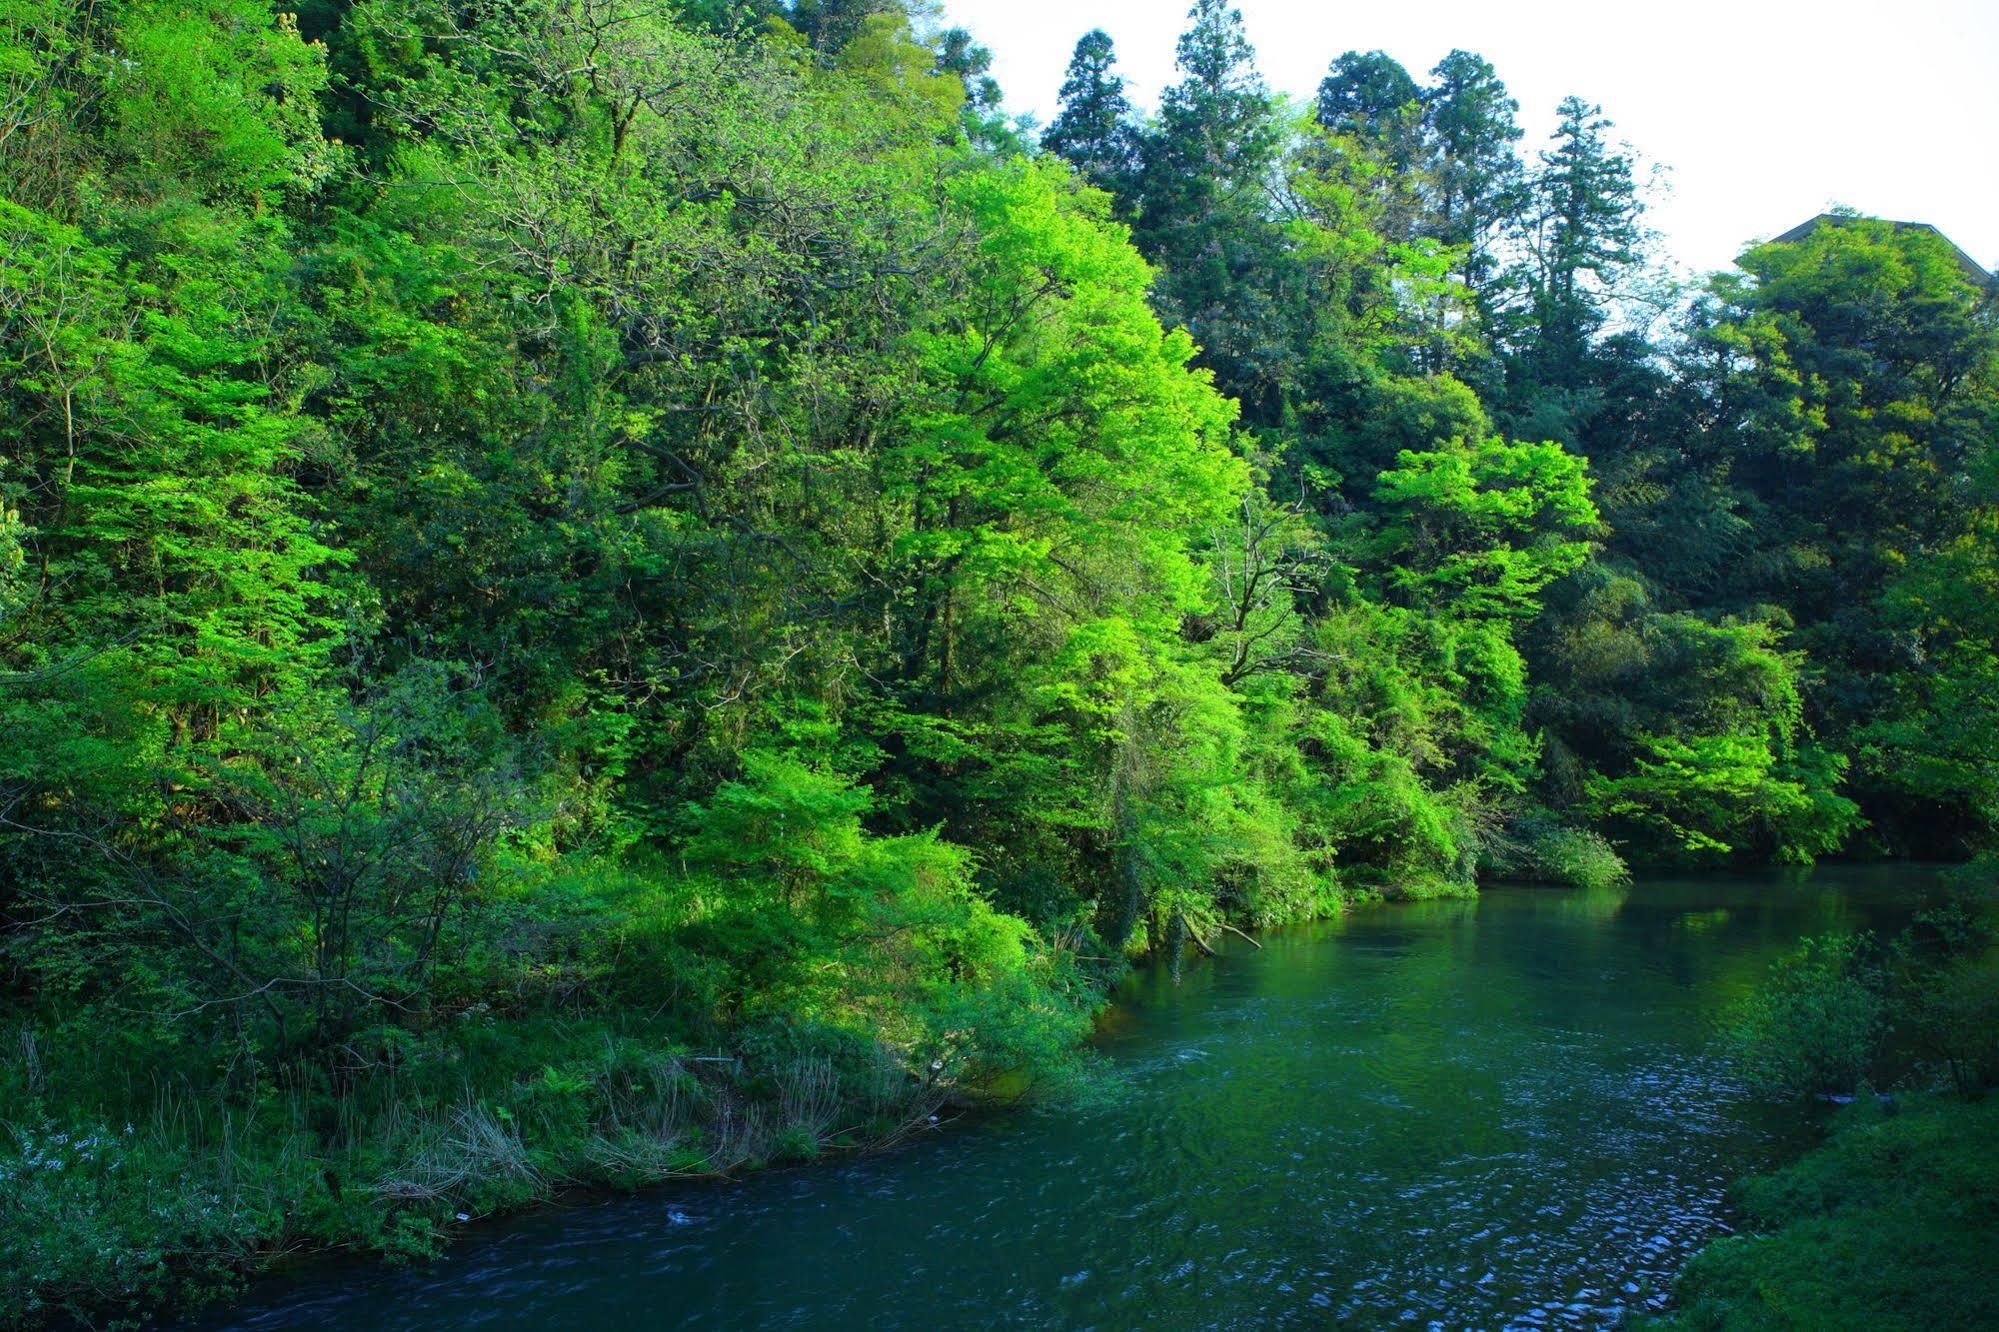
208,867,1944,1331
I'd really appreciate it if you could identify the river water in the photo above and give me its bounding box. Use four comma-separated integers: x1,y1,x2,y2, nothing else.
212,867,1938,1330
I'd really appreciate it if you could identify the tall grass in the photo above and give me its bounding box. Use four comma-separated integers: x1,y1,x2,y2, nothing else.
0,1015,955,1325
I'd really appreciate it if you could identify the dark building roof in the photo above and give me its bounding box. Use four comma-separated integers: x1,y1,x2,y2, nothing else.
1769,213,1991,284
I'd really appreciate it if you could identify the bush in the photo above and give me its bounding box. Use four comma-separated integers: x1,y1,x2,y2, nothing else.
1723,934,1886,1098
0,1109,331,1326
1529,824,1630,890
1887,896,1999,1097
1897,950,1999,1095
1483,811,1630,890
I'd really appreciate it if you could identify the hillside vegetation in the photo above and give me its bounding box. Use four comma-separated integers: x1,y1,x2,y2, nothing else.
0,0,1993,1322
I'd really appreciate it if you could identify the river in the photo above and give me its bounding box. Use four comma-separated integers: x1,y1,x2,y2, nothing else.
209,867,1940,1330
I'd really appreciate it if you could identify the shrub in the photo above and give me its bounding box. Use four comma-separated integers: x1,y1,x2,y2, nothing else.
1887,897,1999,1096
1659,1096,1999,1329
0,1116,287,1325
1529,824,1629,891
1484,811,1630,890
1723,934,1886,1098
1898,950,1999,1095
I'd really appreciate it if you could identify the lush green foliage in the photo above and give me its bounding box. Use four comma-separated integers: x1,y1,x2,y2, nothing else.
1674,875,1999,1329
1658,1094,1999,1331
1722,884,1999,1101
1722,933,1888,1099
0,0,1993,1322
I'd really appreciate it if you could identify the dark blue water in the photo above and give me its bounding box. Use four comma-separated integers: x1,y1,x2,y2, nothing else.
213,868,1934,1330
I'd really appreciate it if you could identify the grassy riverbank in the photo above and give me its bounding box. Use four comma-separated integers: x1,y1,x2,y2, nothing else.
1,840,1117,1326
0,853,1564,1327
0,855,1541,1327
0,1010,1005,1326
1660,864,1999,1330
1658,1094,1999,1330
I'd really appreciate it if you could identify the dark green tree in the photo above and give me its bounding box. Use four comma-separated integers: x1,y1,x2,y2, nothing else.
1311,50,1427,245
1423,49,1523,293
1135,0,1290,424
1316,49,1421,151
788,0,903,51
1041,29,1142,213
1513,96,1642,391
935,26,1000,111
1697,217,1999,847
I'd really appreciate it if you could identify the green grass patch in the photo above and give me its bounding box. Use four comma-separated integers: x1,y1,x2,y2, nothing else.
1657,1094,1999,1329
0,1013,954,1327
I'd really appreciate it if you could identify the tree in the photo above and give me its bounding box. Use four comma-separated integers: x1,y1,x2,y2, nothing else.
1422,49,1523,294
0,0,344,996
1354,435,1602,802
1315,50,1421,153
1041,29,1142,214
787,0,906,52
1307,50,1428,246
1698,217,1999,848
4,4,1994,1319
878,156,1256,935
1513,96,1642,388
1372,436,1599,622
1134,0,1290,424
934,25,1018,149
1144,0,1277,187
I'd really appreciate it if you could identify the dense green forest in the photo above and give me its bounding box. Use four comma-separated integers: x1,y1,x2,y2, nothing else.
0,0,1993,1321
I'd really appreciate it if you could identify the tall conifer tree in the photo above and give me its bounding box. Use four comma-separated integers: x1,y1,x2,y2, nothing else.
1135,0,1290,423
1042,29,1142,213
1424,50,1524,294
1516,96,1642,385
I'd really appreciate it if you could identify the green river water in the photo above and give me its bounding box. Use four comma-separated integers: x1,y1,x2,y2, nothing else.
211,867,1940,1330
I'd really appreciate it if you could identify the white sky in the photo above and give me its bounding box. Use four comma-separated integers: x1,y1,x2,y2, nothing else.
939,0,1999,279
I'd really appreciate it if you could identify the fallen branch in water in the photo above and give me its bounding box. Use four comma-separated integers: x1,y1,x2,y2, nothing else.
1220,923,1262,949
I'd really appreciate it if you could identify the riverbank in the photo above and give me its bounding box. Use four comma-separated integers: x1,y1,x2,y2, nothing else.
166,874,1930,1329
1656,1093,1999,1328
4,868,1965,1328
3,870,1464,1324
0,874,1470,1327
0,1011,985,1327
